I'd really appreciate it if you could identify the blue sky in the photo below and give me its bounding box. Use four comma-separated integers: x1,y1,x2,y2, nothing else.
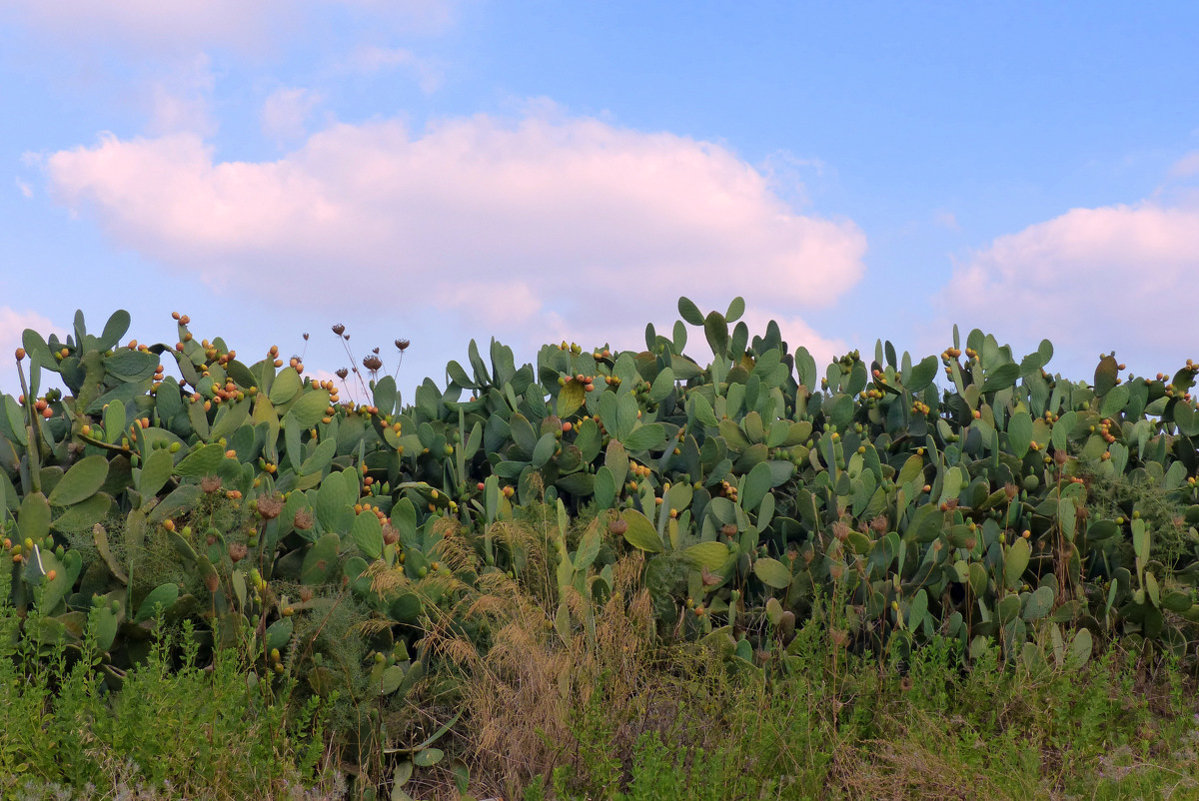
2,2,1197,401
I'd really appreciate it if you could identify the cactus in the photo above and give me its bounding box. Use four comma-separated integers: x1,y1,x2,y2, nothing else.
2,301,1198,781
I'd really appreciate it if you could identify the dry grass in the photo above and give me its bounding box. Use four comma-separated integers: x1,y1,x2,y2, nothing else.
394,511,686,798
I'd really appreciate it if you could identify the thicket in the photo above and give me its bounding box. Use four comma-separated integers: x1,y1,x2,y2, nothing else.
1,298,1198,799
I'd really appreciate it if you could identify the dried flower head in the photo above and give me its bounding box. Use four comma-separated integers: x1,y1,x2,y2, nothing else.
336,367,349,379
257,495,283,520
395,339,410,351
363,355,383,372
228,543,248,563
332,324,346,335
200,475,222,494
293,508,314,531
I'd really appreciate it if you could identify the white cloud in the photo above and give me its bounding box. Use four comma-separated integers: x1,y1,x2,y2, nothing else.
261,87,325,144
41,110,865,359
2,0,456,54
939,199,1199,372
1169,151,1199,179
0,307,60,394
933,210,960,231
15,179,32,198
1,1,282,54
146,55,217,136
341,45,443,92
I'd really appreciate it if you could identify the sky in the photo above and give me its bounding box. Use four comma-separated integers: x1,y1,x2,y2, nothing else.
2,2,1198,403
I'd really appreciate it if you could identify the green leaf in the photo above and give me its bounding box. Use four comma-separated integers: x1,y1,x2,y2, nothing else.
174,443,226,478
18,492,51,543
103,400,126,445
1132,518,1149,562
980,363,1020,394
445,360,473,390
968,562,988,597
316,469,358,531
684,541,731,571
574,526,601,571
1100,383,1130,419
52,493,112,533
703,311,728,357
725,296,745,323
648,367,675,403
1174,401,1199,437
620,509,663,553
1093,355,1119,397
907,588,928,630
301,533,341,585
753,557,792,589
678,297,704,326
269,367,303,404
265,617,293,652
594,467,616,509
557,380,585,418
905,355,938,393
98,310,131,350
378,665,406,695
135,583,180,623
149,484,201,523
623,423,666,452
287,389,331,429
373,376,397,415
208,398,250,442
689,393,718,427
1004,537,1030,590
898,454,924,486
2,395,26,447
1058,497,1076,542
531,431,557,469
104,349,158,382
1145,571,1160,608
47,455,108,506
741,461,774,512
413,748,444,767
1007,413,1033,458
1022,585,1054,621
1069,628,1092,670
352,511,384,560
93,605,119,652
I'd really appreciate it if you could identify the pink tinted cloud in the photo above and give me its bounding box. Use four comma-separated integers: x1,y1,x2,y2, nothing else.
940,200,1199,367
260,87,325,144
3,0,456,54
0,307,59,393
42,111,865,358
2,1,281,53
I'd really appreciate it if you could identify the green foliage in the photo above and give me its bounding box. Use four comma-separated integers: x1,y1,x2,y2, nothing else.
3,301,1199,797
0,566,337,799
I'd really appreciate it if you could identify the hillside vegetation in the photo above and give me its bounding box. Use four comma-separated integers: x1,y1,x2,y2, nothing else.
2,298,1199,799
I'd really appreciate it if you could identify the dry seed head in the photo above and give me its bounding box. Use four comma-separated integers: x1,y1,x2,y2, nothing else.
256,495,283,520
